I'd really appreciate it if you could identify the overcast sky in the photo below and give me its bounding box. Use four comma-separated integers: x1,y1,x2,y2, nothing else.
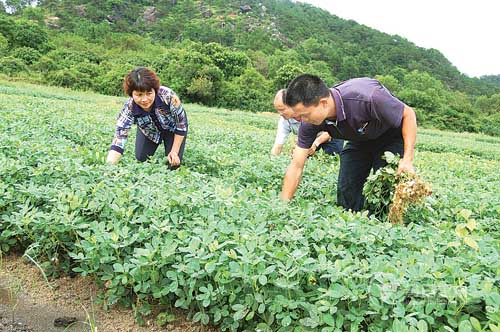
300,0,500,78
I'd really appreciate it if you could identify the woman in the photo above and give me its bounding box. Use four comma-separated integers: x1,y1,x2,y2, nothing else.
106,67,188,169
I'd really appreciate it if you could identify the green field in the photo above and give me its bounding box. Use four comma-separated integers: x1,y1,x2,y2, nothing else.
0,80,499,332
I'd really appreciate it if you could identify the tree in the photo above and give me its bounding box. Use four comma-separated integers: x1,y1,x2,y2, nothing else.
273,63,304,90
474,93,500,116
11,19,49,52
200,42,250,78
10,46,41,65
218,67,272,112
375,74,401,94
305,60,336,86
4,0,36,13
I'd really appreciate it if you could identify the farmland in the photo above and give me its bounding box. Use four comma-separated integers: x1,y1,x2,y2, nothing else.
0,80,499,332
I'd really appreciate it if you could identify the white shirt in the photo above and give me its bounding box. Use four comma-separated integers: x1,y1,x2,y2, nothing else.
274,117,300,145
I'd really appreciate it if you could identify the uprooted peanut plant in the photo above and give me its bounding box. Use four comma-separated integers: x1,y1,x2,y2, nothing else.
363,151,432,223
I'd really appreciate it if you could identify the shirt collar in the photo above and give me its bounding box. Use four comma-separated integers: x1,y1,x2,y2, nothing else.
330,88,346,122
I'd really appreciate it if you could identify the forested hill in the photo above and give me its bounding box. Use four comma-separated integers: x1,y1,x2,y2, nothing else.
1,0,499,135
33,0,500,95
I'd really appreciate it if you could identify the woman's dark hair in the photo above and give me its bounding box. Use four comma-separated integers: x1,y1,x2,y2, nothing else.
123,67,160,96
285,74,330,107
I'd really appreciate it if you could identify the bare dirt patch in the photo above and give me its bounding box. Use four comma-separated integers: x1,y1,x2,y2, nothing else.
0,254,216,332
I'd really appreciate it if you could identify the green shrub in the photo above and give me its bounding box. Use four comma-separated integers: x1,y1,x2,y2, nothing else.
11,19,49,52
0,33,7,55
10,47,42,65
32,55,57,73
218,67,272,112
95,64,133,96
273,63,304,90
0,56,27,75
45,48,103,70
186,77,214,104
47,69,80,88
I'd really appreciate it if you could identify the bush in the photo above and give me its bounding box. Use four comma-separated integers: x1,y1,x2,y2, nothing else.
200,42,250,78
218,67,272,112
10,47,42,65
47,69,80,88
273,63,304,90
481,112,500,136
11,19,49,52
0,33,7,55
45,48,103,70
0,56,27,75
375,74,401,94
158,49,223,101
305,60,337,87
95,64,134,96
32,55,57,73
186,77,214,104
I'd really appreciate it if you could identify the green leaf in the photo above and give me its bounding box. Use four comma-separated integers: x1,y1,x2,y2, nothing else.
384,151,396,163
489,324,500,332
113,263,124,273
469,317,481,332
258,275,268,286
246,311,255,321
233,310,246,321
458,320,472,332
281,316,292,327
464,236,479,250
455,224,469,238
417,320,428,332
322,313,335,327
232,304,245,311
459,209,472,220
466,218,477,231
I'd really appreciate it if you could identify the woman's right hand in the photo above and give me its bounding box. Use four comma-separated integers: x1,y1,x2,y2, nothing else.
106,150,122,165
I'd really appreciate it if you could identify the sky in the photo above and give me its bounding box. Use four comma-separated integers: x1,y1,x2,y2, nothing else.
299,0,500,78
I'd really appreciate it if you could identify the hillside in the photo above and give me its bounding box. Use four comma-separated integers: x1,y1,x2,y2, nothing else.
35,0,500,93
0,0,499,135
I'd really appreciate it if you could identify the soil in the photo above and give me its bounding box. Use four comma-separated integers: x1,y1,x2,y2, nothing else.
0,254,216,332
0,315,34,332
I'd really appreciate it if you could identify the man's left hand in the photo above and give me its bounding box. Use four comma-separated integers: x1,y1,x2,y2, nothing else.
308,142,318,156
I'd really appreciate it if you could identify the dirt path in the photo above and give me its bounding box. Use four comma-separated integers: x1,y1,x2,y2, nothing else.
0,254,215,332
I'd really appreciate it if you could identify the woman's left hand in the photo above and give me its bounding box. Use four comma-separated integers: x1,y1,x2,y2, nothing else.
168,151,180,167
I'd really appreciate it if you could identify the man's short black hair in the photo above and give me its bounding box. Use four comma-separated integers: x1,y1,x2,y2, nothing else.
285,74,330,107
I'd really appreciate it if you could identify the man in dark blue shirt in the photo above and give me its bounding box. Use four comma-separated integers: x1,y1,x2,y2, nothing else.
280,74,417,211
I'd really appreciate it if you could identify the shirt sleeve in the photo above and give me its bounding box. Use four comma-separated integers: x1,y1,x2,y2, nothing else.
274,116,291,145
370,84,405,128
110,99,134,154
297,122,322,149
169,92,188,136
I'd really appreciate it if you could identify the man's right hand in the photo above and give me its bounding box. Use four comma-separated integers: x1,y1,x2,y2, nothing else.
280,146,309,200
270,144,283,156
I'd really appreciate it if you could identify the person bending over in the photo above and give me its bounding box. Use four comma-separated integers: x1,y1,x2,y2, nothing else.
279,75,416,211
106,67,188,169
